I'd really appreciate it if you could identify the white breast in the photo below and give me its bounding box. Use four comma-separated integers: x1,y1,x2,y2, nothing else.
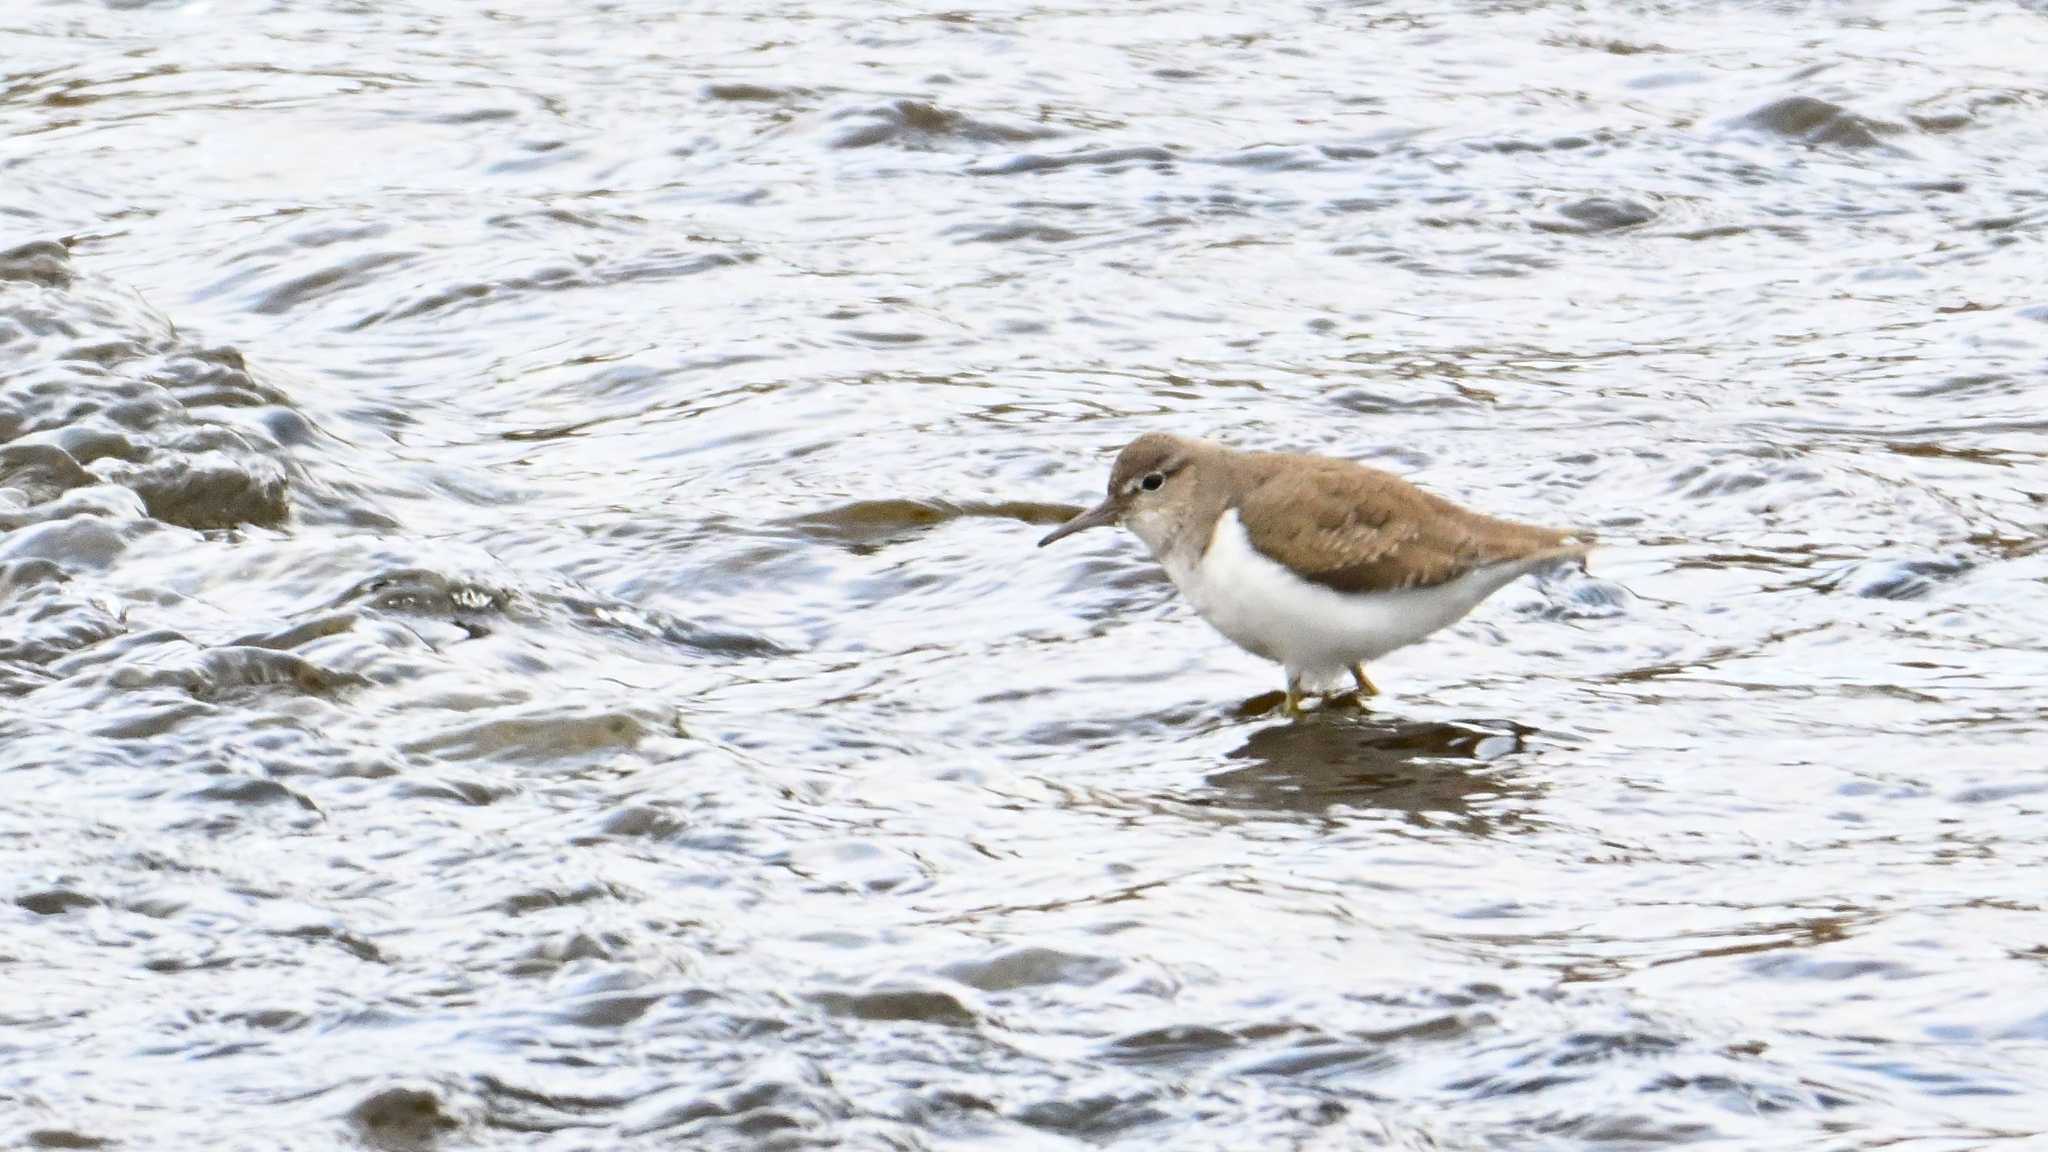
1160,509,1546,683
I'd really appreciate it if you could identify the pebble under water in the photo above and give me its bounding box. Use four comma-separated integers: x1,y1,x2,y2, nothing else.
4,1,2048,1148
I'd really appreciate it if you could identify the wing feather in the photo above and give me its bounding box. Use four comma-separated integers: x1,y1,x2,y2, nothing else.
1234,457,1587,594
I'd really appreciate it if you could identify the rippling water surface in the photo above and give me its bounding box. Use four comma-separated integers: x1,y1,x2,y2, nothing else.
5,1,2047,1147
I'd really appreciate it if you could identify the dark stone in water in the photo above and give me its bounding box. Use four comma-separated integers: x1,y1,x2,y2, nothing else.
811,985,978,1026
704,82,809,103
0,443,96,504
26,1132,112,1151
1536,197,1658,234
348,1085,458,1150
100,451,290,531
337,568,514,616
1105,1023,1241,1059
1738,95,1901,149
17,888,100,915
0,240,74,288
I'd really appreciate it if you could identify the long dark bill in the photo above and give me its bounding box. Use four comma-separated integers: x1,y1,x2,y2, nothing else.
1037,499,1120,547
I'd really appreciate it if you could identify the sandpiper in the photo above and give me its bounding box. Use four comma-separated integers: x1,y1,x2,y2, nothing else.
1039,432,1591,712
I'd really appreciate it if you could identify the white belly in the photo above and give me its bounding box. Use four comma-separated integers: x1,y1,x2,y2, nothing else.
1159,509,1545,682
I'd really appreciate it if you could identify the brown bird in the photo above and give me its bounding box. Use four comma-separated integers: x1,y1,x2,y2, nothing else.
1039,433,1591,712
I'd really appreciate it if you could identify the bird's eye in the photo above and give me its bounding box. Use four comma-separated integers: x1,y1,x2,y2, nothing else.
1140,472,1165,492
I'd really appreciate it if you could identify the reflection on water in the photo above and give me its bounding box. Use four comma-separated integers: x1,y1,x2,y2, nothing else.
1207,716,1537,834
6,0,2048,1147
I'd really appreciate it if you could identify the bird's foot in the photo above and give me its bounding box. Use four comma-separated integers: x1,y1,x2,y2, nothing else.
1250,674,1377,720
1349,663,1381,698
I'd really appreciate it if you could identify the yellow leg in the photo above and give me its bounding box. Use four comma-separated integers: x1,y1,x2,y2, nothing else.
1350,663,1380,698
1285,674,1306,716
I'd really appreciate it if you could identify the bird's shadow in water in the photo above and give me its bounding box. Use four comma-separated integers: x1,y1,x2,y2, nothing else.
1198,703,1543,835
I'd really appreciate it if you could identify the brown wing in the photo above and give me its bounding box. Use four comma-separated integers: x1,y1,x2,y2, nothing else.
1235,456,1586,594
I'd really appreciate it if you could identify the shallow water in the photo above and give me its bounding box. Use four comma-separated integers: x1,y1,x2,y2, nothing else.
4,0,2047,1147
